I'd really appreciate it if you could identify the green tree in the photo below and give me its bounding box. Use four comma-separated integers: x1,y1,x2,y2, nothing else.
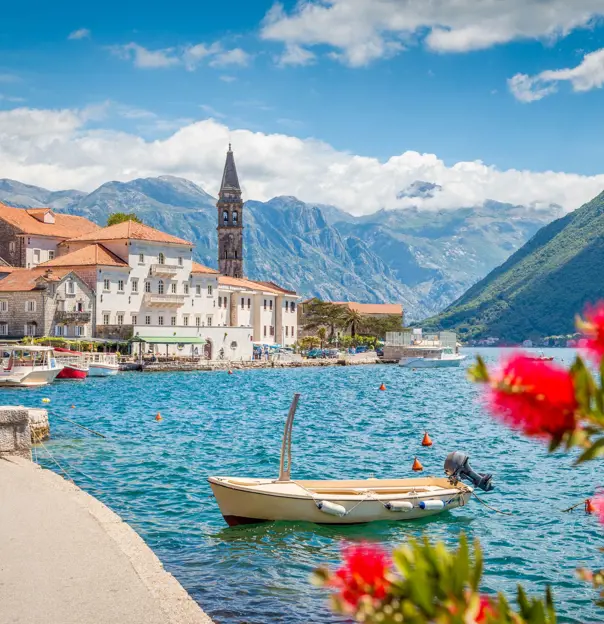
107,212,143,227
302,299,346,341
341,308,364,337
317,327,327,348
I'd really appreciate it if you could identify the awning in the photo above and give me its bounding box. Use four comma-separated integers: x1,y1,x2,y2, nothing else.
131,336,206,344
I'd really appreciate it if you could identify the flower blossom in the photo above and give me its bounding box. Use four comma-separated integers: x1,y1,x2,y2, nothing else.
475,595,496,623
587,496,604,524
331,543,391,609
578,302,604,362
488,353,577,437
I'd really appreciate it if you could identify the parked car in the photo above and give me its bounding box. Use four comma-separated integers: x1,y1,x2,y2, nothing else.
376,346,384,357
306,349,325,359
355,346,368,354
324,349,340,358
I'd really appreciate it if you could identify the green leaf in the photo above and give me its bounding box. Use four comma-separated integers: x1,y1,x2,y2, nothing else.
470,538,483,591
574,436,604,464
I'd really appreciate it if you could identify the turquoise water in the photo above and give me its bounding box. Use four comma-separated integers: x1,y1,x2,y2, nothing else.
7,348,603,623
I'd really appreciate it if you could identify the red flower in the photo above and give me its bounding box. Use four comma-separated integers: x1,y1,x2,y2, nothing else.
488,353,577,437
475,595,496,623
330,543,391,609
578,302,604,361
587,496,604,524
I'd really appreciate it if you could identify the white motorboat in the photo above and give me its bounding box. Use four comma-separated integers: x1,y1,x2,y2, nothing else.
209,395,493,526
82,352,119,376
0,346,63,387
399,347,466,368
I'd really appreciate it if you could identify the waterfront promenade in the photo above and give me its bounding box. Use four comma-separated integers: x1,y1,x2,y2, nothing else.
0,456,213,624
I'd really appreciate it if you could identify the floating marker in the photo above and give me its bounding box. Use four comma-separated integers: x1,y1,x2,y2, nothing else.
412,457,424,472
421,431,433,447
71,405,76,409
228,370,233,375
586,498,596,514
379,383,386,391
42,398,50,404
155,412,162,421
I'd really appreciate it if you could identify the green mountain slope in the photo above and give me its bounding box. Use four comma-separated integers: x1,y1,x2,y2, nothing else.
422,190,604,342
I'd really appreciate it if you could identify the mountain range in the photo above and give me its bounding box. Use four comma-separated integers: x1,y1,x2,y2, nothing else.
0,176,563,320
422,190,604,341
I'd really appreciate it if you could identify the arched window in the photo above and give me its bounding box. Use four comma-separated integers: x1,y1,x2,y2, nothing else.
158,252,165,265
158,280,164,294
223,210,229,225
233,211,238,224
224,248,228,259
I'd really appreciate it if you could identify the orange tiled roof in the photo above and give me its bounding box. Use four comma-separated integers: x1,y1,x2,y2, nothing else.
254,280,297,295
219,275,297,296
38,244,129,268
333,301,403,315
66,220,192,246
191,261,219,275
0,267,73,292
0,202,99,238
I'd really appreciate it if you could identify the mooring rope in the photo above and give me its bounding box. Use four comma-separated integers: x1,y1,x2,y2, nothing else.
470,489,513,516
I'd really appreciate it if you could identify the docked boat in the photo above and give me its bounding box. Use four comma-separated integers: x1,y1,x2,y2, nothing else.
82,352,119,376
209,395,493,526
0,346,63,387
54,347,89,380
399,347,466,368
527,351,554,362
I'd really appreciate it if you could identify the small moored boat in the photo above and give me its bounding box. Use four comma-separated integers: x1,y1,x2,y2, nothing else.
209,395,493,526
54,347,89,380
82,352,119,376
399,347,466,368
0,346,63,387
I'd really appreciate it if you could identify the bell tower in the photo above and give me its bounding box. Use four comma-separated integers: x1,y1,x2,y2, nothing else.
217,144,244,278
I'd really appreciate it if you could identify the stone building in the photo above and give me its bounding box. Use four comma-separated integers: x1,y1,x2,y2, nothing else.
0,203,99,268
0,267,94,339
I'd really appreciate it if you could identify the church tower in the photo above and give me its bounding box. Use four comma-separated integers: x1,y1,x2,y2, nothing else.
217,144,244,278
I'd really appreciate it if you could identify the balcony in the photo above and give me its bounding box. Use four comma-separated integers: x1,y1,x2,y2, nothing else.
150,264,181,277
143,293,185,307
54,311,91,324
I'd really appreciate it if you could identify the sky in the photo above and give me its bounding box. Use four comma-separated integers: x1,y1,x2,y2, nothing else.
2,0,604,214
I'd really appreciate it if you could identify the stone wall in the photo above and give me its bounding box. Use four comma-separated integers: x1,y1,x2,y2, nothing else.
0,219,26,267
0,406,31,459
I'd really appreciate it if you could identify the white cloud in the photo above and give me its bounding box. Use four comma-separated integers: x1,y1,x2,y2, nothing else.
111,41,251,71
277,44,316,66
1,105,604,216
68,28,91,40
0,94,26,103
261,0,604,66
509,47,604,101
219,75,237,82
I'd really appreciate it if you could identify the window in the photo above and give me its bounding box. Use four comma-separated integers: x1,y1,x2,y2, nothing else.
178,257,183,266
171,316,176,326
269,300,273,311
195,316,201,327
67,280,75,295
139,253,144,264
0,300,7,312
264,325,267,337
270,326,274,336
196,284,201,296
103,278,110,291
132,279,139,293
291,326,295,336
233,211,238,224
118,280,124,293
171,282,177,294
183,315,189,326
207,315,213,326
26,300,36,312
8,241,15,254
264,299,267,310
223,210,228,225
291,302,296,313
241,297,245,310
145,315,151,325
247,298,251,309
117,314,124,325
158,252,165,265
25,322,37,336
158,280,164,294
0,322,7,336
145,281,151,293
158,316,164,326
76,326,85,337
217,296,221,308
48,250,55,260
103,314,110,325
33,249,40,265
286,326,289,336
285,301,289,312
54,325,63,336
207,285,213,296
183,283,189,295
132,315,138,325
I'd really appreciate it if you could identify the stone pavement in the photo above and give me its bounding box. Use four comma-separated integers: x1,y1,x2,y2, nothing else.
0,456,213,624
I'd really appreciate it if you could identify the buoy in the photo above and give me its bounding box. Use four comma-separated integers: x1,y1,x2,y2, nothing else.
386,501,414,512
379,383,386,391
586,498,596,514
155,412,162,421
228,370,233,375
421,431,433,447
71,405,76,409
316,500,346,517
419,499,445,511
42,398,50,403
412,457,424,472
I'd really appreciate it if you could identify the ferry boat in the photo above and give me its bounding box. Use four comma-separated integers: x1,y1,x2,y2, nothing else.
384,329,466,368
0,346,63,387
209,395,493,526
399,347,466,368
82,352,119,376
54,347,89,379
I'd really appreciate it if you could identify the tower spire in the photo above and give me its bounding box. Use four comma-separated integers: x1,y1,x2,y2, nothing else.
220,145,240,192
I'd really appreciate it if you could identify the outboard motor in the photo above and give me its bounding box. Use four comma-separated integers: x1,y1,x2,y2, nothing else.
444,451,494,492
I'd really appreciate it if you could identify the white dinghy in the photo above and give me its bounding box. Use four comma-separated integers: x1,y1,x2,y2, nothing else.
209,395,493,526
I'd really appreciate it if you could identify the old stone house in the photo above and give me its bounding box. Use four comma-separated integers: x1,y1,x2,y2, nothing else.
0,268,94,339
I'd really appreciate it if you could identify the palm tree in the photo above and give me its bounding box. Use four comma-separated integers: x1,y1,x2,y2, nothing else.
341,308,364,337
302,299,346,341
317,327,327,348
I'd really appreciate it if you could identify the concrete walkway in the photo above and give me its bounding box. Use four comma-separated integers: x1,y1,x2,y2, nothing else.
0,456,213,624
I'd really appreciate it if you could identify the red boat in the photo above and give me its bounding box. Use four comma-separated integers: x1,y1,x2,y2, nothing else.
54,347,89,380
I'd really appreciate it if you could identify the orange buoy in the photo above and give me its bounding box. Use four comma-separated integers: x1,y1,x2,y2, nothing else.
155,412,162,421
586,498,596,514
228,370,233,375
379,383,386,391
421,431,433,447
70,405,76,409
412,457,424,472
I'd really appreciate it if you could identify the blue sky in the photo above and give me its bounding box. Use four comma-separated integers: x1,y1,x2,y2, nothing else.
2,1,604,213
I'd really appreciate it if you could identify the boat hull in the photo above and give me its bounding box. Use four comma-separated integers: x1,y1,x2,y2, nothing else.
399,356,465,368
208,477,471,526
57,365,88,380
87,364,119,377
0,366,63,387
